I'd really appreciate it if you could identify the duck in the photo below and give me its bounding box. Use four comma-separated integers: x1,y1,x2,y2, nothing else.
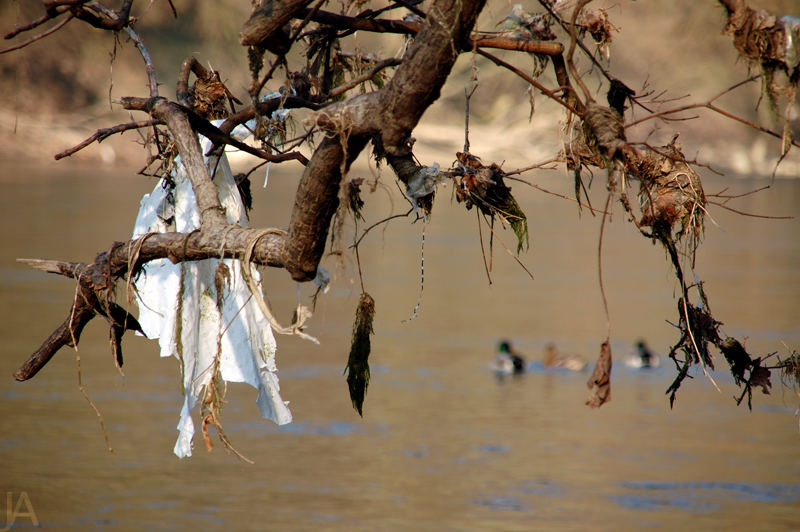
624,339,661,369
492,340,526,376
542,343,588,371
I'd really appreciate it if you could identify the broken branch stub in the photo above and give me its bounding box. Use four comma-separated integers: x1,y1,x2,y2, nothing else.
14,252,142,381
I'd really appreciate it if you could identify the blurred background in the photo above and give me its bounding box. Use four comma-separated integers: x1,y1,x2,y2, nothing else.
1,1,799,530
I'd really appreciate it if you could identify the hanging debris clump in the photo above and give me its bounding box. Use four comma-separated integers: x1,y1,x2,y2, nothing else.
721,2,800,166
452,152,530,253
497,4,557,77
189,68,240,120
633,138,706,263
345,292,376,417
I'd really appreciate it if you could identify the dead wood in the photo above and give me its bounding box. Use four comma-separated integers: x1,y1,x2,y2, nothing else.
6,0,799,420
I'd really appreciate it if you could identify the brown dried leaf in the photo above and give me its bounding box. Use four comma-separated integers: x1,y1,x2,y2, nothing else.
750,361,772,395
586,341,612,408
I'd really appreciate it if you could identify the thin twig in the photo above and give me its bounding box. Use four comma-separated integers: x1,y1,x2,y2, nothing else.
351,209,413,248
476,49,580,115
328,57,402,99
55,120,158,160
0,14,74,54
4,6,69,40
476,209,492,284
506,176,610,215
597,191,612,337
707,201,793,219
565,0,593,103
503,156,561,176
479,212,535,280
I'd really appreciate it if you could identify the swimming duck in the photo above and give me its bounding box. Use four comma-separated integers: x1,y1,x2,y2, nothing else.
492,340,526,375
624,340,661,369
542,343,588,371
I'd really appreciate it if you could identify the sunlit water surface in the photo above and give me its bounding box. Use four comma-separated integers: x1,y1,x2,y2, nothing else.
1,160,798,530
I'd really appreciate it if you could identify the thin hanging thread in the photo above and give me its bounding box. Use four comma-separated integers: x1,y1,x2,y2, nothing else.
403,222,427,323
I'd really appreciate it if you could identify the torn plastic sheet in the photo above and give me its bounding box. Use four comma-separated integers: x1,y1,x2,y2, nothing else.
132,119,292,458
404,163,446,215
312,264,331,294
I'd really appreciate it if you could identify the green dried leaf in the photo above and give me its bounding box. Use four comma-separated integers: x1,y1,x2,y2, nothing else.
500,193,529,254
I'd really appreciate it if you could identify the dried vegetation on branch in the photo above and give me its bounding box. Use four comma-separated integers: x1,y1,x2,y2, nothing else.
3,0,800,455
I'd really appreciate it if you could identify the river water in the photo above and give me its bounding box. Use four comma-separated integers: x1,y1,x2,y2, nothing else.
1,159,799,530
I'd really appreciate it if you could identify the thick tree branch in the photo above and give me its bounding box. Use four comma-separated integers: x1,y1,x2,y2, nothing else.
14,223,291,380
242,3,562,59
14,297,96,381
379,0,487,153
218,95,321,135
120,96,309,164
285,135,369,281
240,0,313,51
146,98,228,227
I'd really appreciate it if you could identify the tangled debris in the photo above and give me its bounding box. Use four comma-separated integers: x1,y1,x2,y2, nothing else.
498,4,557,76
566,77,785,411
452,152,530,253
550,0,617,56
722,1,800,162
633,138,706,258
582,102,630,164
779,351,800,389
723,2,800,82
189,68,240,120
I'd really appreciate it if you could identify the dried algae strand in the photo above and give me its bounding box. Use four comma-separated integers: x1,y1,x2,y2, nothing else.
346,292,376,417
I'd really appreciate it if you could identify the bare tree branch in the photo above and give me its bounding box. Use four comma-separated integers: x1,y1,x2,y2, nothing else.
55,120,158,160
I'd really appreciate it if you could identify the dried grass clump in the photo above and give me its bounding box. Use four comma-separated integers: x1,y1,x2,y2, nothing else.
191,69,239,120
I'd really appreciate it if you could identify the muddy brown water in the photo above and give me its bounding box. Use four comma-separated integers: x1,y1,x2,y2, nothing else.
1,160,799,530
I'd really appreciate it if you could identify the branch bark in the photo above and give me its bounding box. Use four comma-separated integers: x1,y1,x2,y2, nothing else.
240,0,313,51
